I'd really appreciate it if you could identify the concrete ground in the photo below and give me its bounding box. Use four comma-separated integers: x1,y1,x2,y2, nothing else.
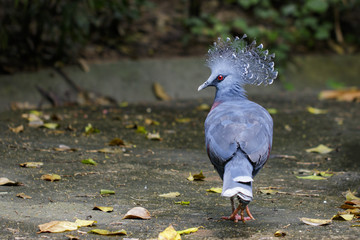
0,82,359,239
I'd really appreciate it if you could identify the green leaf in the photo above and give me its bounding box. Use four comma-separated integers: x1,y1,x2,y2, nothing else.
100,189,115,195
305,0,329,13
174,201,190,205
296,175,327,180
81,158,97,165
85,123,100,134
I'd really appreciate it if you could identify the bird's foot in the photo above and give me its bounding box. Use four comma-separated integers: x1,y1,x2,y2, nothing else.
221,205,255,223
221,214,252,223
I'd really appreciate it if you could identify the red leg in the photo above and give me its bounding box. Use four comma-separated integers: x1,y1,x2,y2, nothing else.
221,204,255,223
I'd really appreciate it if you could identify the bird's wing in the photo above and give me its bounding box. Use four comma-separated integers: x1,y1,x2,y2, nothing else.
205,101,273,175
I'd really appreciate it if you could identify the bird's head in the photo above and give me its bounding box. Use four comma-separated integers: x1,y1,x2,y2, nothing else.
198,35,278,97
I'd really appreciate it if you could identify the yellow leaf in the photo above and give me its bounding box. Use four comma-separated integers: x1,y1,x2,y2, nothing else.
296,175,327,180
300,217,332,226
345,190,360,201
123,207,151,220
74,219,97,227
19,162,43,168
332,213,354,221
305,144,333,154
206,187,222,193
196,103,210,111
38,221,78,233
174,201,190,205
192,171,205,181
158,225,181,240
43,123,59,129
89,229,127,235
274,230,286,237
177,226,203,235
307,106,328,114
93,206,114,212
41,174,61,182
81,159,97,165
159,192,180,198
187,172,194,181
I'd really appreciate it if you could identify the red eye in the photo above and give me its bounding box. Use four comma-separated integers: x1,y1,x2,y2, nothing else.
217,75,224,81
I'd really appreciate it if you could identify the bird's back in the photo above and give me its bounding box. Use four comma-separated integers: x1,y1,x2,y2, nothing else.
204,99,273,179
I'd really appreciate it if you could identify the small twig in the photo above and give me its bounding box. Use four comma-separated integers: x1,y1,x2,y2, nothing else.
270,154,297,160
277,191,320,197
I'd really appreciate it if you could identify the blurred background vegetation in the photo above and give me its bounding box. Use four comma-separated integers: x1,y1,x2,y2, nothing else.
1,0,359,74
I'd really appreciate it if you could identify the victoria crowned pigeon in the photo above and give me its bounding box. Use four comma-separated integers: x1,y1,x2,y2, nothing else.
198,35,277,223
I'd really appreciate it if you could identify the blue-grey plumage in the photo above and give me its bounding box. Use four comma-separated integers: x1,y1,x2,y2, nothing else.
198,36,277,223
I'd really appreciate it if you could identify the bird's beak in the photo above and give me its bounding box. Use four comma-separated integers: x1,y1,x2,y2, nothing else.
197,79,210,91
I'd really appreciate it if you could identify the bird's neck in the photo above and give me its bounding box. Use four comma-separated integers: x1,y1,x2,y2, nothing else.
214,85,247,102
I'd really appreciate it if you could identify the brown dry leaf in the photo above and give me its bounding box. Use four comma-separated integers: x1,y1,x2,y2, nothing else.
19,162,43,168
300,217,332,226
54,144,77,152
274,230,286,237
41,174,61,182
159,192,180,198
78,58,90,72
153,82,171,101
123,207,151,220
93,206,114,212
38,221,78,233
108,138,125,146
259,189,279,195
0,177,23,186
319,88,360,102
96,148,124,154
89,229,127,236
9,125,24,133
145,118,160,125
66,234,80,240
16,192,32,199
158,225,181,240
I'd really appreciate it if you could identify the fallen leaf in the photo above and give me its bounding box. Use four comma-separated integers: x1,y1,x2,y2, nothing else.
307,106,328,114
96,148,124,154
274,230,286,237
74,219,97,227
43,123,59,129
296,175,327,180
158,225,181,240
78,58,90,72
259,189,279,195
306,144,333,154
177,226,203,235
0,177,23,186
54,144,77,152
319,88,360,102
175,118,191,123
108,138,125,146
332,213,354,221
9,125,24,133
147,132,162,141
19,162,43,168
84,123,100,135
192,171,205,181
89,229,127,235
38,221,78,233
267,108,278,114
196,103,210,111
145,118,160,125
93,206,114,212
16,192,32,199
81,159,97,165
66,234,80,240
345,190,360,201
100,189,115,195
174,201,190,205
159,192,180,198
119,101,128,107
206,187,222,193
123,207,151,220
187,172,194,181
136,125,147,134
41,174,61,182
300,217,332,226
153,82,171,101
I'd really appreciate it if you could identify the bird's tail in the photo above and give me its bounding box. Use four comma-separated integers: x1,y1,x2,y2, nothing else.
221,152,253,203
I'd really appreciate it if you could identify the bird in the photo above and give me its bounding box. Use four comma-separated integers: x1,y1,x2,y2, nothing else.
198,35,278,223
